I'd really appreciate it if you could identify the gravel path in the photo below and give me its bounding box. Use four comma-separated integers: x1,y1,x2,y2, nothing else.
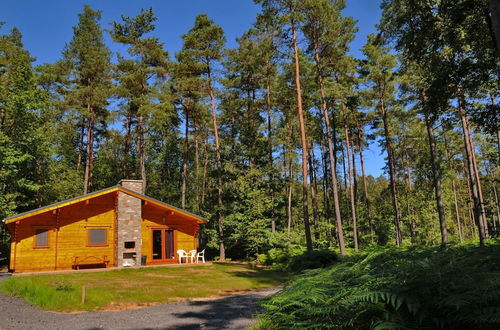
0,274,279,330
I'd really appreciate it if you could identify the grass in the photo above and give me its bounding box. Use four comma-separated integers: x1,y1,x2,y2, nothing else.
0,263,288,312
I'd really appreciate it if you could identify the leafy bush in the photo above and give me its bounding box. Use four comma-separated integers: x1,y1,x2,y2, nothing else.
257,246,338,272
287,249,339,272
256,241,500,329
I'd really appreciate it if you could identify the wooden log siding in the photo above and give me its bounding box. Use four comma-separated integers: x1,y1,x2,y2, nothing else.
3,185,207,272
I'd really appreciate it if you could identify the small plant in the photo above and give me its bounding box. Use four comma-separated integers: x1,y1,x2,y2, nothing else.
54,280,73,292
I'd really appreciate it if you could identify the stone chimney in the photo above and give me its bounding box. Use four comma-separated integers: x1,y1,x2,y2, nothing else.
119,179,144,194
116,180,143,267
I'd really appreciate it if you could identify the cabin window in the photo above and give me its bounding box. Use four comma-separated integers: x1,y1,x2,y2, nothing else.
88,228,107,246
35,229,49,248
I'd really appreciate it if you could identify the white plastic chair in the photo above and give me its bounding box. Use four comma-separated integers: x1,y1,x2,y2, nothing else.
196,249,205,263
188,249,197,263
177,249,188,264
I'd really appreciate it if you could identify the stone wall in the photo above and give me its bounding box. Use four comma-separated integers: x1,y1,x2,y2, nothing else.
115,180,143,267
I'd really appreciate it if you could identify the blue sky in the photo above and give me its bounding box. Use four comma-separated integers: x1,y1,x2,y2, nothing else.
0,0,385,176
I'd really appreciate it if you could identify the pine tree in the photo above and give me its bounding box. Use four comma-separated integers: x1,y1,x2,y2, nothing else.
111,8,169,193
178,14,226,259
63,5,113,194
256,0,313,251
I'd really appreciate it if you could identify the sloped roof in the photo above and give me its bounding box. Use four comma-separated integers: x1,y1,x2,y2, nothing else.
2,185,208,224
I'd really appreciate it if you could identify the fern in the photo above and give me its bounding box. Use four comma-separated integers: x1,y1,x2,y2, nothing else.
254,241,500,329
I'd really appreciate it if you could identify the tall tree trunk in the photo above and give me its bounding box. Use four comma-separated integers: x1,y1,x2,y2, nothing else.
287,157,293,237
123,113,132,179
181,107,189,209
493,183,500,233
320,137,333,243
458,90,487,244
207,68,225,261
423,109,448,243
380,99,402,246
308,146,320,234
344,121,359,250
452,180,464,243
443,130,464,243
137,114,146,193
202,135,209,206
356,122,373,241
194,121,200,212
469,130,489,237
266,77,276,233
341,146,348,193
291,12,313,251
404,158,417,244
77,122,85,172
83,106,94,195
313,40,345,255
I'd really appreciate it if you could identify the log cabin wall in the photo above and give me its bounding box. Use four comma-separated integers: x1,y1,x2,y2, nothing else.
10,193,115,272
6,183,205,272
141,203,198,264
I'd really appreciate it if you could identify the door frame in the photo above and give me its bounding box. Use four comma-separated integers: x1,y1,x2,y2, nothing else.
150,227,177,264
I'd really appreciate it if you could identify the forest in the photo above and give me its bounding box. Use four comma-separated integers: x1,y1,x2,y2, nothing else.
0,0,499,263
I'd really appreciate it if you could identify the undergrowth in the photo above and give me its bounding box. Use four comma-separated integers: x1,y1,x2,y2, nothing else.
255,241,500,329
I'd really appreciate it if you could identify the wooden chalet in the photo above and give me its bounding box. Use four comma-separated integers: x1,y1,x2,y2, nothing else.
2,180,207,272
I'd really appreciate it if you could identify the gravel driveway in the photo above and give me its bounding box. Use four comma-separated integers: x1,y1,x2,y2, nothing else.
0,274,279,330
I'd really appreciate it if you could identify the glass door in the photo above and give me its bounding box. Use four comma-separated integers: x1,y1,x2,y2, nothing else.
152,230,163,260
152,229,175,261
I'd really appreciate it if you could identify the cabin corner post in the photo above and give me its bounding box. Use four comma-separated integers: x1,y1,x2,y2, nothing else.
12,221,19,272
54,209,60,270
114,191,119,267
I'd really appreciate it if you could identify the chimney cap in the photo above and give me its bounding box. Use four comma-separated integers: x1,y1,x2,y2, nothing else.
119,179,144,193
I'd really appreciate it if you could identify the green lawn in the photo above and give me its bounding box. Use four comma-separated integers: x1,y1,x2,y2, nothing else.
0,263,288,312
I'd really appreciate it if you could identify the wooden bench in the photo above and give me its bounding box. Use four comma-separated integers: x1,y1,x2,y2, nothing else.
72,255,109,270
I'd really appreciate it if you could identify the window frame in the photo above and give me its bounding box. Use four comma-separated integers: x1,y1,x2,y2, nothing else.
33,227,51,249
87,227,108,247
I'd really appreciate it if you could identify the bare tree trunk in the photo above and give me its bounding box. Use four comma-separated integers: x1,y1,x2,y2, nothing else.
83,105,94,195
287,157,293,237
266,78,276,233
356,120,372,241
202,136,209,206
77,122,85,171
452,180,464,242
443,130,463,243
181,107,189,209
423,109,448,244
469,130,489,237
313,40,345,255
344,121,359,250
380,99,402,246
137,114,146,193
207,68,225,261
341,145,348,193
493,183,500,234
123,113,132,179
194,121,200,212
291,12,313,251
308,147,320,234
320,137,332,243
458,90,487,245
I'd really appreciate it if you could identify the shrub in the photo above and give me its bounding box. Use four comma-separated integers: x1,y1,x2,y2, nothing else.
287,249,339,272
256,242,500,329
